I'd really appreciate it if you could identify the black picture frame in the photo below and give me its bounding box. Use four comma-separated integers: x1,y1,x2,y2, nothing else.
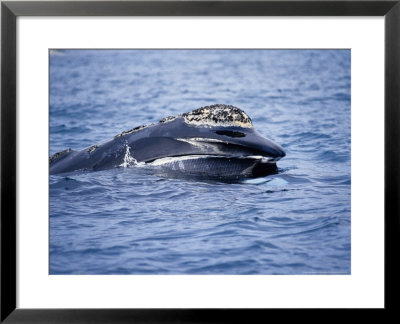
1,0,399,322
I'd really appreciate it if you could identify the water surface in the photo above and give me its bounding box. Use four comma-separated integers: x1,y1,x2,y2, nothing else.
50,49,351,274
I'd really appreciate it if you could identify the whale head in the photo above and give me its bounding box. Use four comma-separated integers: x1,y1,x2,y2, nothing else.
124,104,285,178
179,104,285,160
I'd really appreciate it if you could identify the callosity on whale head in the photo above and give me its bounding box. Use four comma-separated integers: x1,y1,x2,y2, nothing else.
49,104,285,178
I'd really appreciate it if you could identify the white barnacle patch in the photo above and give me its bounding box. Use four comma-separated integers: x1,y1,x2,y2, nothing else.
49,148,71,164
114,124,148,139
87,144,99,153
159,116,177,124
182,104,253,128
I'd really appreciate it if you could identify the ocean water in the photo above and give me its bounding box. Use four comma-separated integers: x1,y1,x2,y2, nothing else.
49,49,351,275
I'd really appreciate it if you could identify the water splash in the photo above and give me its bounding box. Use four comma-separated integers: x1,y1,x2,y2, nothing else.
241,177,270,185
119,145,143,168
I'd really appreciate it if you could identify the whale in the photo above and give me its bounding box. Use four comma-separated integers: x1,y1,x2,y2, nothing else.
49,104,285,178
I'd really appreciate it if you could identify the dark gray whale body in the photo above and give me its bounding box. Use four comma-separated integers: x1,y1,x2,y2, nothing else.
50,104,285,178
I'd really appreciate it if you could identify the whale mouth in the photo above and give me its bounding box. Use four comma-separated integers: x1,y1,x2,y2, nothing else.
174,137,285,161
149,154,277,165
142,134,285,179
148,154,279,179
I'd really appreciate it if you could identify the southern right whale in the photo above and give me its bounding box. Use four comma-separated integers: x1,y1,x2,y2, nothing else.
50,104,285,179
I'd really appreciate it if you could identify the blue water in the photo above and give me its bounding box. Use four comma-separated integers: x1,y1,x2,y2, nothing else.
50,49,351,275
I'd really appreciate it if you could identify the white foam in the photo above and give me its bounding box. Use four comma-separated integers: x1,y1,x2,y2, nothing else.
119,145,144,168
